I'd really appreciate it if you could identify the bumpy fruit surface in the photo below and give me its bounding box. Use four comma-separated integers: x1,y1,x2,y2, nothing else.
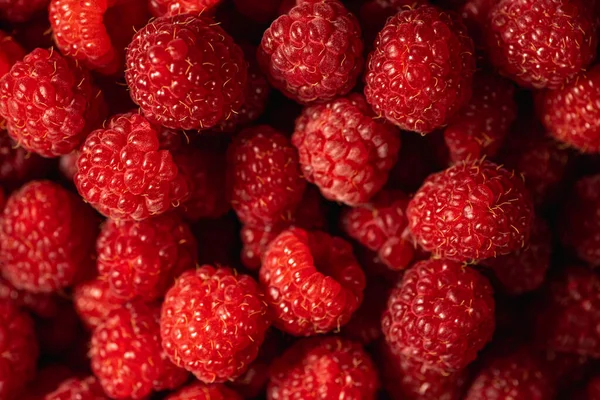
358,0,429,46
46,376,109,400
166,382,242,400
73,279,124,329
149,0,221,16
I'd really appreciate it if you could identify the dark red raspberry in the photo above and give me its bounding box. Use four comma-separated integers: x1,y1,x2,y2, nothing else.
73,279,124,329
359,0,429,46
541,349,590,392
166,382,242,400
0,134,53,190
126,14,247,131
382,259,495,372
74,112,191,221
293,93,400,205
364,5,475,133
485,0,597,89
0,299,38,399
260,227,365,335
0,31,25,77
46,376,109,400
228,125,306,226
149,0,221,16
161,266,271,383
91,301,188,399
0,0,47,22
407,160,534,262
0,47,105,158
0,276,58,318
268,337,379,400
0,180,97,293
258,0,364,104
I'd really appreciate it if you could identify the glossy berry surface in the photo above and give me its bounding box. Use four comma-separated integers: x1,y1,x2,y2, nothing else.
73,279,124,329
46,376,109,400
149,0,221,16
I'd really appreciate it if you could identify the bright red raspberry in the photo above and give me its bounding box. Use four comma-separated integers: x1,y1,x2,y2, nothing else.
0,31,25,76
91,301,188,399
0,180,97,293
258,0,364,104
166,382,242,400
0,299,38,399
0,135,53,190
260,227,365,335
161,266,271,383
485,0,597,89
407,160,534,262
382,259,495,371
364,5,475,133
293,93,400,205
74,112,191,221
227,125,306,226
0,276,58,318
268,337,380,400
0,48,106,158
0,0,48,22
73,279,124,329
126,14,247,131
358,0,428,46
46,376,109,400
149,0,221,16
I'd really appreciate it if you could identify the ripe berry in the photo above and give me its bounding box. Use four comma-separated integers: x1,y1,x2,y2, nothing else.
46,376,109,400
73,279,124,329
258,0,364,104
126,14,247,130
358,0,428,46
260,227,366,336
149,0,221,16
382,259,495,372
293,93,400,205
166,382,242,400
364,5,475,133
407,160,534,262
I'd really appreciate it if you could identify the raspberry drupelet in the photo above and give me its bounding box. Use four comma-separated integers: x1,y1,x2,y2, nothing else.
46,376,109,400
126,14,247,131
364,5,475,133
160,266,271,383
73,278,124,329
149,0,221,16
260,227,366,336
293,93,400,205
382,259,495,372
0,47,106,158
74,112,191,221
258,0,364,104
166,382,242,400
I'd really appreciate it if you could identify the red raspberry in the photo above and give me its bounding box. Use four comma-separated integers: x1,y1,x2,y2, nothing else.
407,160,534,262
364,5,475,133
293,93,400,205
0,48,106,158
161,266,271,383
166,382,242,400
0,0,48,22
227,125,306,226
126,14,247,131
0,31,25,77
0,135,53,191
74,113,191,221
91,301,188,399
0,276,58,318
485,0,597,89
0,299,38,399
358,0,428,46
260,227,365,335
149,0,221,16
73,279,124,329
258,0,364,104
0,180,97,293
382,259,495,371
46,376,109,400
267,337,380,400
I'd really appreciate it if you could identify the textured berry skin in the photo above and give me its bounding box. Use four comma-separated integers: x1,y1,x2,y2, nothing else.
486,0,597,89
260,227,365,336
228,125,306,226
0,47,105,158
75,113,191,221
161,266,271,383
166,382,242,400
359,0,429,46
408,160,534,262
0,299,38,400
0,0,48,22
91,301,188,399
46,376,109,400
382,259,495,372
0,180,97,293
0,135,53,190
73,279,124,329
258,0,364,104
443,71,516,163
0,31,25,77
126,14,247,131
364,5,475,133
293,93,400,205
97,213,197,302
267,337,380,400
149,0,221,16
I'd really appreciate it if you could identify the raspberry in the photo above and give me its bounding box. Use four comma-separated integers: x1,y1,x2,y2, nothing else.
160,266,271,383
0,299,38,399
46,376,109,400
382,259,495,371
0,0,48,22
267,337,380,400
293,93,400,205
227,125,306,226
459,0,494,49
90,301,188,399
149,0,221,16
0,47,106,158
260,227,366,335
485,0,597,89
0,135,53,191
0,180,97,293
358,0,428,46
73,279,124,329
364,5,475,133
166,382,242,400
126,14,247,130
74,112,191,221
0,31,25,77
407,160,534,262
258,0,364,104
0,276,58,318
443,71,516,163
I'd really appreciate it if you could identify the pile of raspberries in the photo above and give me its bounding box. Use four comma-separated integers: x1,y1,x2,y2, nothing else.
2,0,600,398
